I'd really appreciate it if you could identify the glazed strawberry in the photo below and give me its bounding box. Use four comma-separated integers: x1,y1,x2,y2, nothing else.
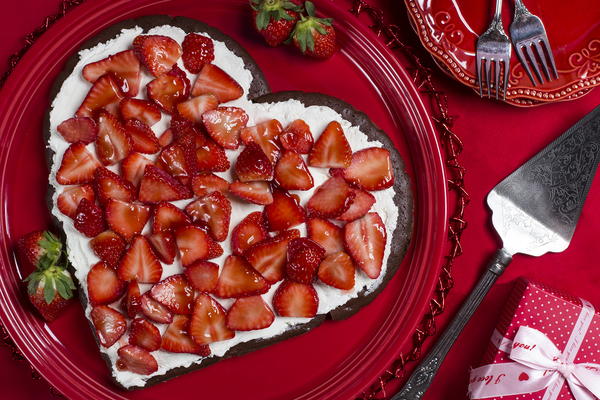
121,152,153,187
150,274,194,315
162,315,211,355
341,147,394,191
306,176,355,218
264,188,306,231
147,65,190,113
285,238,325,284
336,188,375,221
229,181,273,205
82,50,141,96
191,63,243,103
56,142,101,185
117,235,162,283
175,225,210,266
105,199,150,241
306,218,343,256
194,134,231,173
116,345,158,375
138,165,192,203
121,280,142,318
158,128,174,147
308,121,351,168
94,167,136,205
344,212,386,278
235,142,274,182
182,33,215,73
240,119,283,163
291,1,337,59
274,151,314,190
119,98,161,127
57,184,95,218
76,73,125,118
123,119,160,154
207,237,224,259
176,94,218,124
152,202,191,233
251,0,300,47
202,107,249,149
230,212,268,255
87,262,126,306
74,198,106,237
272,280,318,317
148,231,177,264
190,172,229,197
244,229,300,283
189,293,234,345
157,143,190,183
95,111,132,166
317,251,355,290
214,255,269,298
128,318,161,351
280,119,313,154
184,261,219,293
133,35,182,77
57,117,98,144
140,293,173,324
226,296,275,331
90,305,127,347
185,192,231,242
90,230,126,267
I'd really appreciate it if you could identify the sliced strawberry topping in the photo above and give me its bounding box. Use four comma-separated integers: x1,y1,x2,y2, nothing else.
274,151,314,190
234,142,273,182
147,231,176,264
82,50,141,96
76,73,125,118
116,345,158,375
90,230,126,267
128,318,161,351
162,315,211,356
95,111,131,166
190,172,229,197
207,237,224,259
264,188,305,231
123,119,160,154
147,65,190,113
285,238,325,284
157,143,190,183
121,280,142,318
244,229,300,283
272,280,318,318
140,293,173,324
189,293,235,345
306,218,344,256
240,119,283,163
87,262,126,306
175,225,210,266
306,176,355,218
182,33,215,74
280,119,313,154
176,94,218,124
150,274,194,315
317,251,355,290
344,212,386,279
121,152,153,187
308,121,352,168
194,134,230,172
119,98,161,126
191,64,243,103
230,212,267,256
202,107,248,150
56,142,101,185
74,198,106,237
133,35,182,77
185,192,231,242
90,305,127,347
57,117,97,144
94,167,136,205
152,202,191,233
184,261,219,293
215,255,269,298
117,235,162,283
226,296,275,331
342,147,394,190
336,188,375,221
105,199,150,241
57,184,95,218
229,181,273,205
158,128,174,147
138,165,192,203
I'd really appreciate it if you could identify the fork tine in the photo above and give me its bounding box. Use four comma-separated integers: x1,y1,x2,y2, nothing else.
485,59,492,98
515,45,537,87
502,59,510,101
525,44,544,84
476,56,483,97
541,36,559,79
533,40,551,81
494,60,501,100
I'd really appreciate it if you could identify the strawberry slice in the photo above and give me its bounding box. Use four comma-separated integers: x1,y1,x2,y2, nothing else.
147,65,190,113
342,148,394,190
105,199,150,241
240,119,283,163
344,212,386,279
82,50,141,96
306,218,344,256
152,202,191,233
121,280,142,318
185,192,231,242
128,318,161,351
140,293,173,324
90,305,127,347
231,212,268,256
138,165,192,203
272,280,318,318
133,35,182,77
244,229,300,283
157,143,190,183
306,176,355,218
191,172,229,197
229,181,273,205
74,198,106,237
176,94,218,124
184,261,219,293
189,293,235,345
274,151,314,190
147,231,176,264
56,142,101,185
207,237,224,259
158,128,174,147
57,184,95,218
308,121,352,168
175,225,210,266
117,235,162,283
336,188,375,221
123,119,160,154
119,98,161,127
264,188,305,231
76,73,125,118
87,262,126,305
94,167,136,205
234,142,273,182
90,230,126,267
226,296,275,331
280,119,313,154
202,107,248,149
57,117,98,144
150,274,194,315
317,251,355,290
194,134,230,172
182,33,214,74
214,255,269,298
95,111,132,166
285,238,325,284
121,152,153,187
116,345,158,375
162,315,211,355
191,64,243,103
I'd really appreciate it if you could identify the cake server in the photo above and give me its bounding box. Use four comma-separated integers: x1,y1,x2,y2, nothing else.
393,105,600,400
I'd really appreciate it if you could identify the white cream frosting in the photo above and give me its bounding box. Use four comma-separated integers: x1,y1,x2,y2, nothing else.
47,25,399,388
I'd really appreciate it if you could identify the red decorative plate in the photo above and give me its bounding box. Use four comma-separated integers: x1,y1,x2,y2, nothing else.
405,0,600,106
0,0,448,398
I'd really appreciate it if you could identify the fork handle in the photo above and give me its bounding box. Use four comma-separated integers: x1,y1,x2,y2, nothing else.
391,248,513,400
493,0,503,19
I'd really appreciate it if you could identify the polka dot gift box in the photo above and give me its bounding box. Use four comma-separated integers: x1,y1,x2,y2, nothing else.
468,279,600,400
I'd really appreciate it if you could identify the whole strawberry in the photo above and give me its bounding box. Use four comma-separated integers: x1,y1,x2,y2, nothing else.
291,1,336,59
251,0,300,47
17,230,62,268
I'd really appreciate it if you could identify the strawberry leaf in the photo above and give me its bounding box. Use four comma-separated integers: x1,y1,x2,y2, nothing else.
43,278,55,304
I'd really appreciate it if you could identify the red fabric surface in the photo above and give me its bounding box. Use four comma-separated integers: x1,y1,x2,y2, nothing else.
1,1,599,399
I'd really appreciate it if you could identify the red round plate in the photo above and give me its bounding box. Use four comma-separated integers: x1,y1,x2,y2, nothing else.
0,0,447,398
405,0,600,106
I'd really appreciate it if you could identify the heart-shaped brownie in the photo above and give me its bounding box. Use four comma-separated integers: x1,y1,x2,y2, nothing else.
44,15,413,389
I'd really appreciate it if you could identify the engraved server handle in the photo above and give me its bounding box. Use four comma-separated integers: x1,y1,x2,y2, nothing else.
392,248,513,400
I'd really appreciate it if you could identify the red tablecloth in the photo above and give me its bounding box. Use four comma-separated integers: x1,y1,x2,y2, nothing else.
1,1,599,399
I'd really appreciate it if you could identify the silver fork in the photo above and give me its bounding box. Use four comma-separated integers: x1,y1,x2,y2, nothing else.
476,0,511,99
510,0,558,86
